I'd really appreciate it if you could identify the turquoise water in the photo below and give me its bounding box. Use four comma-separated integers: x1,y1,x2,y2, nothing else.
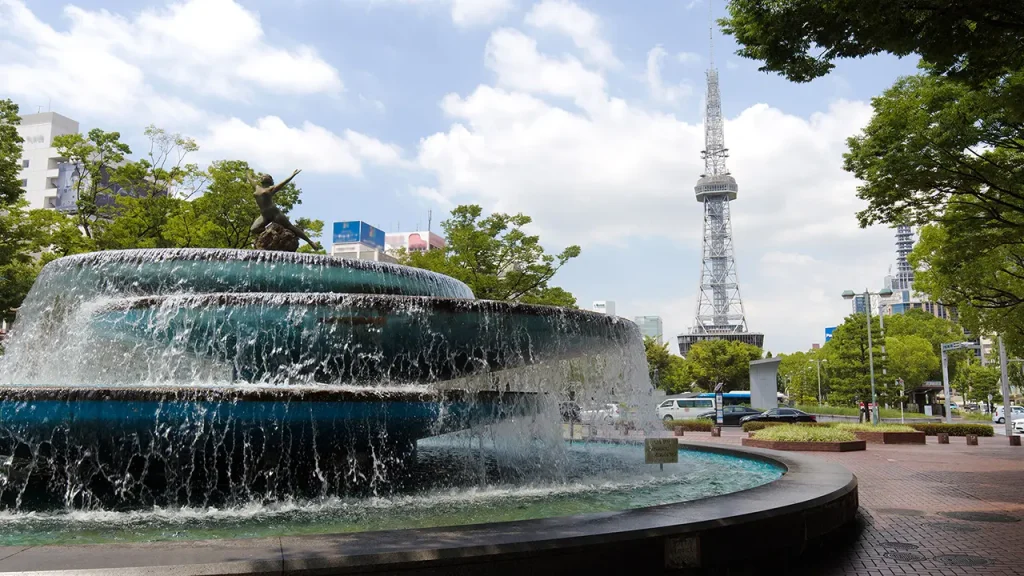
0,441,782,546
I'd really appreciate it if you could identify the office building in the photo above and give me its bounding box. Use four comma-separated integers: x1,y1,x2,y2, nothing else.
592,301,616,316
633,316,663,343
15,112,79,210
330,221,396,263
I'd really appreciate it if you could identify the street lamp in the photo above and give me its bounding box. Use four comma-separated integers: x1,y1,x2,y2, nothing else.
842,287,893,425
809,359,827,405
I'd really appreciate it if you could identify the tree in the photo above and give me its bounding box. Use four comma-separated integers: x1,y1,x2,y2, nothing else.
398,205,581,306
881,309,969,380
956,360,1002,411
722,1,1024,86
52,129,131,238
684,339,763,392
821,314,888,405
777,351,819,405
886,334,940,391
644,337,690,394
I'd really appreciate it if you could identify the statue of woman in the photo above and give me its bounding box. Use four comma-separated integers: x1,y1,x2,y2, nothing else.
247,169,321,250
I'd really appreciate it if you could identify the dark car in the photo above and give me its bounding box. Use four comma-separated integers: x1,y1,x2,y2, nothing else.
696,405,763,426
739,407,817,425
560,401,581,423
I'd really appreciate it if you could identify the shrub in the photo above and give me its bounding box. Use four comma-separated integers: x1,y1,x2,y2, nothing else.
752,425,856,443
835,423,916,433
795,404,904,419
909,423,994,437
742,421,831,432
663,419,714,432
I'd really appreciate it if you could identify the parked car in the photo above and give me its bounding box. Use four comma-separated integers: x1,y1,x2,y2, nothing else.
581,403,620,423
696,406,763,426
559,401,581,423
739,407,817,425
992,405,1024,424
1013,418,1024,435
656,397,715,421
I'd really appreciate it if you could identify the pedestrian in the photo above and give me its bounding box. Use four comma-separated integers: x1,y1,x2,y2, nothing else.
859,401,868,423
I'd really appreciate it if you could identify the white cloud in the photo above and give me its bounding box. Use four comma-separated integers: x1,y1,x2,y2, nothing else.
0,0,341,122
524,0,619,68
646,45,694,104
685,0,702,10
416,26,896,353
356,0,514,27
677,51,701,65
202,116,404,176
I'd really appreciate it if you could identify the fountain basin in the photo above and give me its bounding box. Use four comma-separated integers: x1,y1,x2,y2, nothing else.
0,386,536,510
0,442,858,574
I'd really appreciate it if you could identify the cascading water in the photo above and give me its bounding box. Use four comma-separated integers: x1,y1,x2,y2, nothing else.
0,249,658,514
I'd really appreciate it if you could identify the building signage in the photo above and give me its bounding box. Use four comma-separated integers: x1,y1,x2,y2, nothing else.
333,221,384,249
824,327,837,342
644,438,679,465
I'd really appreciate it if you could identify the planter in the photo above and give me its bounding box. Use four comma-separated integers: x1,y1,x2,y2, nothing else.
674,426,684,437
1011,435,1021,447
711,427,722,437
853,431,926,445
741,438,866,452
937,433,949,444
966,434,978,446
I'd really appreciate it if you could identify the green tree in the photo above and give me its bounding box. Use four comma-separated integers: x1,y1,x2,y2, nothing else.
886,334,939,391
684,339,763,392
955,360,1002,411
644,337,691,394
777,351,819,405
722,1,1024,86
398,204,581,306
881,309,968,380
821,314,888,405
52,129,131,238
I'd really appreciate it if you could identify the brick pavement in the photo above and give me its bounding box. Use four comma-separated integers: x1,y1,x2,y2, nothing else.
694,429,1024,575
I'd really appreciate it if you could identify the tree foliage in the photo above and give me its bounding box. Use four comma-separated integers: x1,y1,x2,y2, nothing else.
644,337,690,394
955,360,1003,409
886,334,939,391
722,1,1024,86
398,204,581,306
777,351,820,405
683,339,763,392
821,314,889,404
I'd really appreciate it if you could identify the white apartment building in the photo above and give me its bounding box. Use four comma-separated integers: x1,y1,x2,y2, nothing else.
592,301,616,316
15,112,79,210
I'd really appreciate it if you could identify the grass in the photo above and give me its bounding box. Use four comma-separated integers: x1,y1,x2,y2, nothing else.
954,411,994,422
662,419,714,432
752,425,856,443
834,423,916,433
796,404,908,420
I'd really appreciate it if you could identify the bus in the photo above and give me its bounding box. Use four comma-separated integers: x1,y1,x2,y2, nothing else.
696,391,788,407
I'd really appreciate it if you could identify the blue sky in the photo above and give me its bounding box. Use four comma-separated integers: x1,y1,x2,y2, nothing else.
1,0,921,353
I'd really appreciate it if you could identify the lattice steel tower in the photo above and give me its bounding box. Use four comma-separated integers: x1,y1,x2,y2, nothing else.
677,8,763,357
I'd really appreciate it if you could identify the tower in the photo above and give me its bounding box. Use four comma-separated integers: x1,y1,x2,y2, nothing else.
677,6,763,357
893,225,914,291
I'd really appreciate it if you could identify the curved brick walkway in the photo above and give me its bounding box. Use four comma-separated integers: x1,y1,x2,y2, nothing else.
692,429,1024,575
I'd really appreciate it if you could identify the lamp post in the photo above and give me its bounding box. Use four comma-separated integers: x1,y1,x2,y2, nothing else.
809,359,827,405
842,287,893,425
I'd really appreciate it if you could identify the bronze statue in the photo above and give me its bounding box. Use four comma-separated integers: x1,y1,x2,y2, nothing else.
248,169,322,251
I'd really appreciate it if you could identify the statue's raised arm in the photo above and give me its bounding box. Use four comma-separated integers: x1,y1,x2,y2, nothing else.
271,169,301,195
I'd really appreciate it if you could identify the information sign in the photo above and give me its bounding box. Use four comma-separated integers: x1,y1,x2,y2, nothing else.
644,438,679,465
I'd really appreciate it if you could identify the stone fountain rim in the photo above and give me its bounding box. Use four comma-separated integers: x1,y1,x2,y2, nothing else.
0,441,857,575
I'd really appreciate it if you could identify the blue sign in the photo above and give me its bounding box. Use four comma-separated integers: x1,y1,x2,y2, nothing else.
824,326,837,342
333,221,384,249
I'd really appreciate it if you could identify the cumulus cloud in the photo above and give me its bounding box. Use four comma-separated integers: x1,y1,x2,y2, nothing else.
415,25,897,352
0,0,341,122
355,0,514,27
646,45,695,104
524,0,619,68
202,116,405,176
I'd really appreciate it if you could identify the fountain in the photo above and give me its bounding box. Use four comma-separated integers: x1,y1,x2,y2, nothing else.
0,179,858,573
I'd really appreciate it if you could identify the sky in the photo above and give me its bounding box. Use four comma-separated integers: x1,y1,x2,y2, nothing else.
0,0,923,354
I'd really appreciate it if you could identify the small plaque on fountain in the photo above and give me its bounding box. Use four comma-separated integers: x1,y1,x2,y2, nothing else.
644,438,679,464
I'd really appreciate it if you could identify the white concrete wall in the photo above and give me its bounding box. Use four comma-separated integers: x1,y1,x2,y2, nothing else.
749,358,781,410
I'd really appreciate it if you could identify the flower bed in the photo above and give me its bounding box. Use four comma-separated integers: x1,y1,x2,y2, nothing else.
832,423,925,444
741,421,830,432
741,425,866,452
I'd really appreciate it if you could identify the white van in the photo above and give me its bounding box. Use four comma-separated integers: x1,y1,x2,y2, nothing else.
657,397,715,421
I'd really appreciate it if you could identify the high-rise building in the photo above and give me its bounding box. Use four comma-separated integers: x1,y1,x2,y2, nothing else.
15,112,79,210
633,316,663,344
677,15,763,358
878,226,955,321
592,301,616,316
331,221,396,263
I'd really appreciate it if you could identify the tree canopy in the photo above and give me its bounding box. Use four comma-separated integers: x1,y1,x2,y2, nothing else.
777,350,821,405
644,337,690,394
398,204,580,307
683,339,763,392
820,313,889,404
722,1,1024,86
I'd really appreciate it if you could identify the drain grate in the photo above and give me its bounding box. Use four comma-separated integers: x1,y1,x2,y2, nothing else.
875,508,926,516
880,542,919,550
936,554,989,567
883,551,925,562
938,511,1020,523
927,522,978,533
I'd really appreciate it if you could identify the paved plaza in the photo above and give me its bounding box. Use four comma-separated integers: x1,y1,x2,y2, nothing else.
689,428,1024,575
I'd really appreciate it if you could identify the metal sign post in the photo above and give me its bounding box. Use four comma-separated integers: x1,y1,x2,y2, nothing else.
898,378,905,424
645,438,678,471
714,382,724,426
941,341,979,424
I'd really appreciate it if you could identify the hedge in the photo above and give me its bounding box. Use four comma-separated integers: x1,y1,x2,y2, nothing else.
752,425,856,443
908,423,994,437
663,419,714,432
741,421,831,432
835,423,916,433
